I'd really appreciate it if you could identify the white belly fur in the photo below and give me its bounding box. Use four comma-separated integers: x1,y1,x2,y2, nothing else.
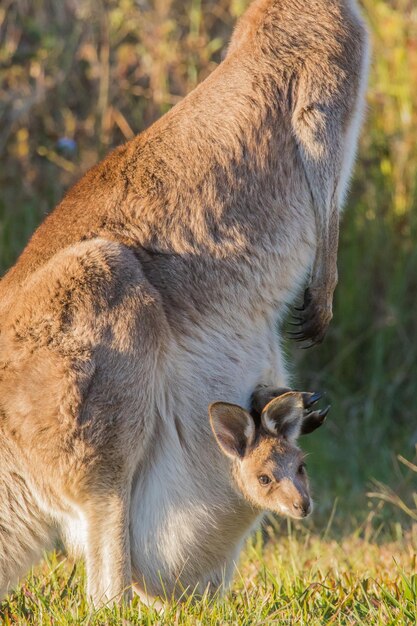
130,313,283,597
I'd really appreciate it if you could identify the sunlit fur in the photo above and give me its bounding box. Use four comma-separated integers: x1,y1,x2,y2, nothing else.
209,393,318,521
234,437,311,519
0,0,369,606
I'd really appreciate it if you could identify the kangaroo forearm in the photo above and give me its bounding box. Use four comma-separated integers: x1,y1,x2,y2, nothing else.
312,204,340,297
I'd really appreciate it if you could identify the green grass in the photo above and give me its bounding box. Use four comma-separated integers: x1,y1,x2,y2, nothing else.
1,0,417,622
1,525,416,625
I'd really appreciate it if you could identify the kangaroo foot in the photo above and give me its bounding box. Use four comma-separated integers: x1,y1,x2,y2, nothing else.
251,385,330,430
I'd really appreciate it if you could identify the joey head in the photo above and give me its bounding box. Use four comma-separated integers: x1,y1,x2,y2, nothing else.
209,391,329,519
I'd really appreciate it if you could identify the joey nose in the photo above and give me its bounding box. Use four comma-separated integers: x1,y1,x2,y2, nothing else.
293,500,311,517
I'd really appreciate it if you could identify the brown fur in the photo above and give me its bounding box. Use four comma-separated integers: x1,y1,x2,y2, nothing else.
209,390,325,518
236,438,309,518
0,0,369,604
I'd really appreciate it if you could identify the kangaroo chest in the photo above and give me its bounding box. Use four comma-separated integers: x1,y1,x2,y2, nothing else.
129,219,316,597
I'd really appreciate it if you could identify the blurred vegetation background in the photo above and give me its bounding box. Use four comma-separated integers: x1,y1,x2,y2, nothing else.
0,0,416,527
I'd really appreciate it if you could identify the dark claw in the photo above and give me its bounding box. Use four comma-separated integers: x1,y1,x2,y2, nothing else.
307,406,330,422
307,406,331,422
291,286,332,346
301,404,330,435
319,405,331,419
303,288,312,305
289,335,308,342
303,391,323,409
301,341,318,349
287,331,305,339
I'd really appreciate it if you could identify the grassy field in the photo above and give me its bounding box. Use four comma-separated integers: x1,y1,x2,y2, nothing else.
1,527,416,624
1,0,417,623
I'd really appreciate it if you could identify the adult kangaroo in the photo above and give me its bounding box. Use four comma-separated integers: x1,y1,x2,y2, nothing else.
0,0,369,606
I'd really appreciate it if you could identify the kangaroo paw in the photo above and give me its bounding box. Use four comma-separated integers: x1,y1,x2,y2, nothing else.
250,385,291,417
288,287,333,347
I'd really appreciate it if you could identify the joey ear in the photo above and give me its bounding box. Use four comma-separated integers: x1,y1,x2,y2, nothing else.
209,402,255,459
301,405,330,435
261,392,304,440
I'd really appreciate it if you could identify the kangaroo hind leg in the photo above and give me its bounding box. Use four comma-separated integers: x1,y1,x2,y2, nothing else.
0,238,167,605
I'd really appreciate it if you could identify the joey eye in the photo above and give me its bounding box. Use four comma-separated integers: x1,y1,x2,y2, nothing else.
298,462,307,474
258,475,272,486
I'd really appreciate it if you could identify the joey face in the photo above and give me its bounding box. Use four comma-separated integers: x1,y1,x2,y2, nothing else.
238,435,311,519
209,391,328,519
